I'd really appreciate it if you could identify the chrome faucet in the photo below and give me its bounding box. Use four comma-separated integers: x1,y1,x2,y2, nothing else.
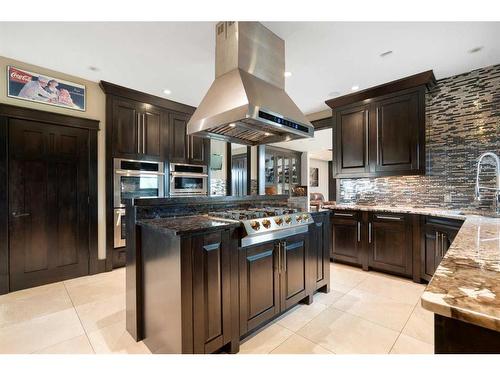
474,152,500,213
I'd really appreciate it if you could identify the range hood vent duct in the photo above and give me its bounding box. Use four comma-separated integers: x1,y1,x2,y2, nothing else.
186,21,314,146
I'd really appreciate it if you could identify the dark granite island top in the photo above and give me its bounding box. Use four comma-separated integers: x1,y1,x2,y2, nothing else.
137,215,240,236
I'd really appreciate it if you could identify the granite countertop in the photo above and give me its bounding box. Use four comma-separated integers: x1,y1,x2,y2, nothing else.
324,203,500,332
138,215,240,236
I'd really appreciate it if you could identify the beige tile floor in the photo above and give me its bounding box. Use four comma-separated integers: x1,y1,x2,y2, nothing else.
0,262,434,354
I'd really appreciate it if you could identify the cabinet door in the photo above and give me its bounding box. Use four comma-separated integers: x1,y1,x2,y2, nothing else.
189,136,209,164
368,213,412,277
141,108,161,159
239,241,280,335
192,230,232,353
334,105,370,177
371,91,421,173
112,99,140,157
280,233,309,310
169,112,189,163
309,214,330,292
331,211,362,266
421,223,460,281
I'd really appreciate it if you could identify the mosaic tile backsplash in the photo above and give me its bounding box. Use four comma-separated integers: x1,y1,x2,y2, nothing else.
339,64,500,211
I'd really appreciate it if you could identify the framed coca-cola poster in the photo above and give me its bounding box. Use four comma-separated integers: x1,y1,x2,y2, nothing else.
7,66,86,111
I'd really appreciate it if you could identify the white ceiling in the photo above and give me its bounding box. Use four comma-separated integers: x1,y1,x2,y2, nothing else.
1,22,499,114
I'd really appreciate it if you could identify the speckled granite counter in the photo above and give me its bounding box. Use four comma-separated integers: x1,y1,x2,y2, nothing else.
325,203,500,332
138,215,240,236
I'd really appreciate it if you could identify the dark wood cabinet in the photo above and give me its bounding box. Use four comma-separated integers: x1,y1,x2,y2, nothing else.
331,210,363,266
309,212,331,293
169,112,210,165
335,105,370,176
328,72,433,179
111,98,163,160
367,213,413,277
421,217,463,281
239,233,311,336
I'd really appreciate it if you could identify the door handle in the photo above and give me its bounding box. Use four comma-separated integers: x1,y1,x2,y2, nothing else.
441,234,447,257
276,242,281,273
368,223,372,243
357,221,361,242
137,113,141,154
142,113,146,154
282,241,287,273
12,211,30,218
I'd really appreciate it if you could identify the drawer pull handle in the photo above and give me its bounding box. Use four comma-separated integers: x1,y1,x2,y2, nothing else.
334,212,354,217
375,215,402,221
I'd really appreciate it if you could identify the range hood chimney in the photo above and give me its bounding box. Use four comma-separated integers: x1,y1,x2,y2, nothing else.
186,22,314,146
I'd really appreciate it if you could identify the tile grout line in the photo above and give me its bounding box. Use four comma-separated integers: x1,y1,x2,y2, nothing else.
62,281,96,354
387,295,421,354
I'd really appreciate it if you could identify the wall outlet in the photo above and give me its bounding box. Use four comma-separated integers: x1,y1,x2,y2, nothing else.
444,193,452,203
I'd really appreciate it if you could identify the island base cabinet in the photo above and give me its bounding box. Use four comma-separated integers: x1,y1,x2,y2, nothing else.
309,212,331,293
238,233,312,337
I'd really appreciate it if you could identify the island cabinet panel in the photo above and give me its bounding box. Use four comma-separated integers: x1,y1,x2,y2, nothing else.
239,241,280,335
334,105,370,176
421,217,463,281
239,232,313,336
309,212,331,293
192,230,233,354
331,211,363,266
281,234,309,310
367,213,413,277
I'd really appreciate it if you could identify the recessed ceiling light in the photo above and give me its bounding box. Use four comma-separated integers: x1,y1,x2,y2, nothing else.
468,46,483,54
88,66,99,72
284,71,292,78
328,91,340,97
229,123,236,127
351,85,359,91
264,132,271,136
379,50,393,57
163,89,172,95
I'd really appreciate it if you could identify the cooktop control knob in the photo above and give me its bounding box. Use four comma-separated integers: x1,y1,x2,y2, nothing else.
262,219,271,229
274,217,283,226
302,214,310,221
250,221,260,231
284,216,292,224
296,215,303,222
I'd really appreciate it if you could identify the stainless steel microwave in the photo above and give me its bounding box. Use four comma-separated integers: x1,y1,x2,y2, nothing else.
169,163,208,196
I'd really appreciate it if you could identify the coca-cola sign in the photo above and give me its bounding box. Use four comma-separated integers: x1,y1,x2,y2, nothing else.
7,66,86,112
9,67,33,84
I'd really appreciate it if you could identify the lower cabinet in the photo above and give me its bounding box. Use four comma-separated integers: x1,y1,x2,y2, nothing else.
421,216,463,281
238,233,310,336
309,211,331,292
331,210,363,266
367,213,413,277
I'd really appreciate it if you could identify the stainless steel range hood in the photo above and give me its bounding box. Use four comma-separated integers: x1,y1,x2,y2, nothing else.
186,21,314,146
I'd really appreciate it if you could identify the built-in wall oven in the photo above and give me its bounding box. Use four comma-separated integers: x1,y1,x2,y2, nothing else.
170,163,208,196
113,158,165,248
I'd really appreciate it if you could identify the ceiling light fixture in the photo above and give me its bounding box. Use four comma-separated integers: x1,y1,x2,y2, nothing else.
163,89,172,95
351,85,359,91
379,50,393,57
88,66,99,72
229,123,236,127
264,132,271,136
328,91,340,97
284,71,292,78
468,46,483,54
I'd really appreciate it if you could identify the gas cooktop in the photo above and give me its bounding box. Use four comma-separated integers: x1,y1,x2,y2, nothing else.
209,206,314,247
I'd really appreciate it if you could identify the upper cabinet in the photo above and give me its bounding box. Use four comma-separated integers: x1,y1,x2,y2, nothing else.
326,71,435,179
169,111,210,165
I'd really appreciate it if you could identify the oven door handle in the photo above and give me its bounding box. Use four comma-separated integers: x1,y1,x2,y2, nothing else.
170,172,209,177
115,170,165,176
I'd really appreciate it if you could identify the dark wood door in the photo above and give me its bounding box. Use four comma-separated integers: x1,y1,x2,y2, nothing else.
9,119,90,291
192,230,232,353
239,241,280,335
331,211,362,266
112,98,140,158
308,213,330,292
169,112,189,163
231,154,247,196
280,233,309,310
368,213,412,277
371,91,420,173
142,108,161,159
334,104,370,177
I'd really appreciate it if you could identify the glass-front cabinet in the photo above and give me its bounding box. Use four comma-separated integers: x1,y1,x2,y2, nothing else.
264,146,301,195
